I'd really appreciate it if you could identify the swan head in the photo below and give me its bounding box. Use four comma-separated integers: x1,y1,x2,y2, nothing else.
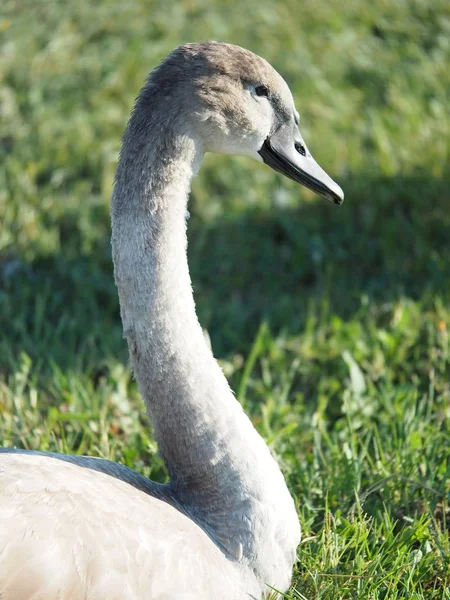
149,42,343,205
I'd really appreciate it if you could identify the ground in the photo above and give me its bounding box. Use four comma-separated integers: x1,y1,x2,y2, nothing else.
1,1,449,598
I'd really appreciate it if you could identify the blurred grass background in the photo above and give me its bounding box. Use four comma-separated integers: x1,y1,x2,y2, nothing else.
1,0,450,598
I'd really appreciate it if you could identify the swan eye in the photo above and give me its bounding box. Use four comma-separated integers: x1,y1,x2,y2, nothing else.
295,142,306,156
255,84,269,98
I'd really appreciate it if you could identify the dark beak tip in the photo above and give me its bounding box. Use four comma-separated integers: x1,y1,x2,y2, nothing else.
325,190,344,206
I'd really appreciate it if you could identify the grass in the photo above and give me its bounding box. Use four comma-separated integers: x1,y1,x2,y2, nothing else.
1,0,450,598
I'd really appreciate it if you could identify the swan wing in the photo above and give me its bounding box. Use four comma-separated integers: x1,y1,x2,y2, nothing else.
0,454,247,600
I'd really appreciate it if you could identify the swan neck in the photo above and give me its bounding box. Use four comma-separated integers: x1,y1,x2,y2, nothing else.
111,113,229,486
110,100,299,588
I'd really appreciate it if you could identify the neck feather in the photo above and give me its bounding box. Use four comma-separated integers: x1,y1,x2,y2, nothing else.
110,97,299,587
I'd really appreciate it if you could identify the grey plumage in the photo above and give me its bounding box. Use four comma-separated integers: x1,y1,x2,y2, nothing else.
0,42,343,599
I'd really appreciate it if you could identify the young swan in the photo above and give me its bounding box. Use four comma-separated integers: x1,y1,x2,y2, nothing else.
0,43,343,600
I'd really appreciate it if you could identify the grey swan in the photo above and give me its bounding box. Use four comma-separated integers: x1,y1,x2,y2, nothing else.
0,42,343,600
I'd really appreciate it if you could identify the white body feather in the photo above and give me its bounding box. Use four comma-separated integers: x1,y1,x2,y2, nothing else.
0,455,258,599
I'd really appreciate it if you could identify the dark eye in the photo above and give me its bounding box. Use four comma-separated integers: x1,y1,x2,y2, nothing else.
255,84,269,98
295,142,306,156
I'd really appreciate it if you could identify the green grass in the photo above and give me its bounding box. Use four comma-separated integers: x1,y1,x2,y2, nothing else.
1,0,450,598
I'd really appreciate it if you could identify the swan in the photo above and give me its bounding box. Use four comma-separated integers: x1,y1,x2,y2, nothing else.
0,42,343,600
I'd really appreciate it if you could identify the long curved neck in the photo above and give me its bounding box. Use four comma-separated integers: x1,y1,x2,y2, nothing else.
111,96,299,587
111,100,233,492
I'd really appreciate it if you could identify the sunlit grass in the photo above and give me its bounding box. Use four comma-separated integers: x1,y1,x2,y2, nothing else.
1,0,449,597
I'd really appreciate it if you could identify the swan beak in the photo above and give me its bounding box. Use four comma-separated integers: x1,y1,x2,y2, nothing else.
258,123,344,205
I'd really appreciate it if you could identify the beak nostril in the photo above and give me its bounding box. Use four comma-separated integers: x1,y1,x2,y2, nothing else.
295,142,306,157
